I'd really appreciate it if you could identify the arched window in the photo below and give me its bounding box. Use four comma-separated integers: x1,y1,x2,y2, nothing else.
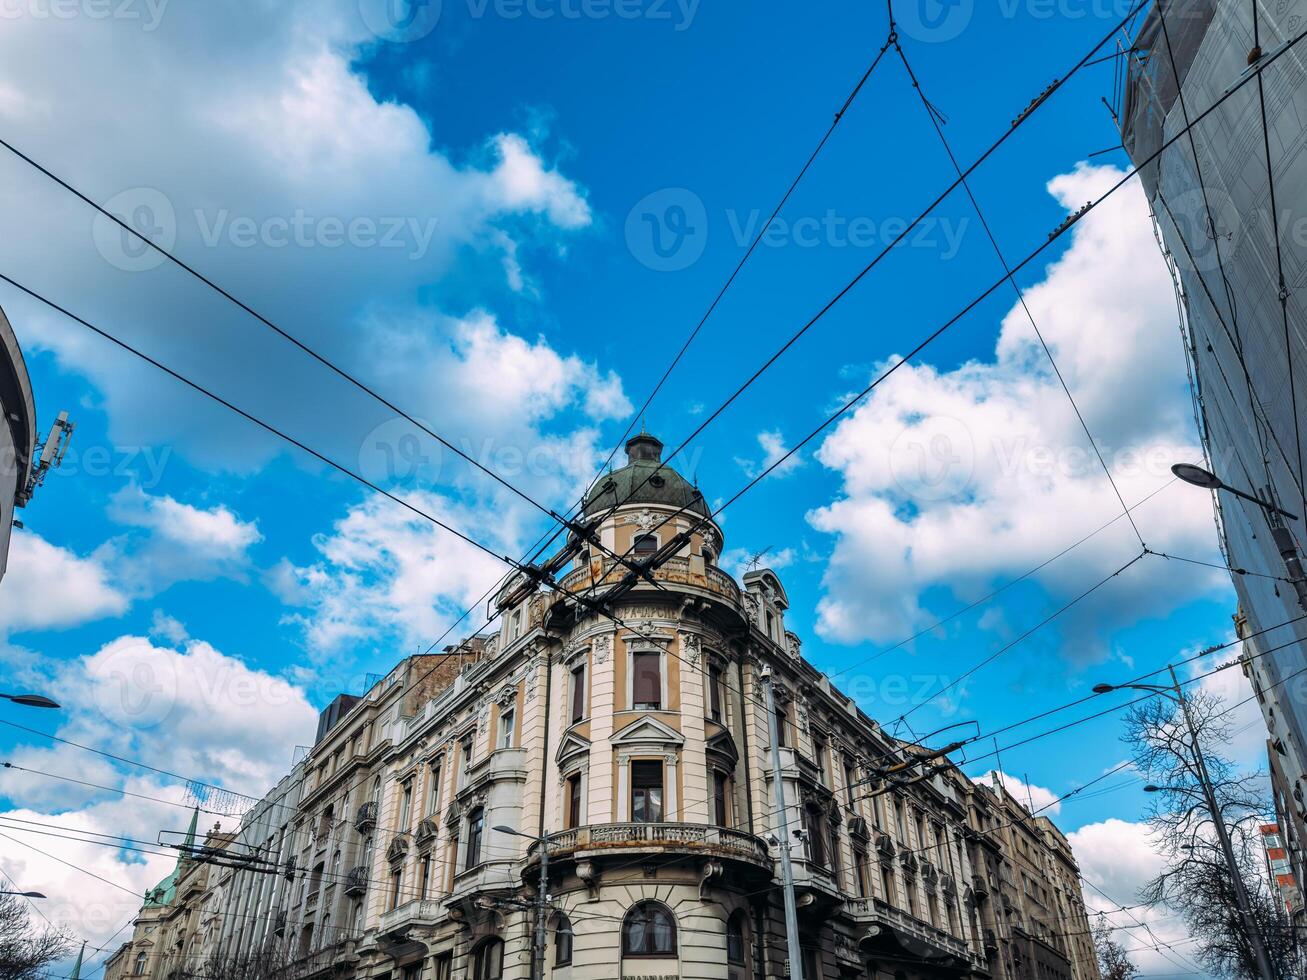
466,807,485,869
726,912,747,965
471,938,503,980
633,534,658,555
133,953,147,976
555,914,575,966
622,902,677,957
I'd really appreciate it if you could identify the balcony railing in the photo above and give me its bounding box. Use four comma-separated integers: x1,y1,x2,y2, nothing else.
556,556,741,606
378,898,443,933
343,866,368,897
846,897,976,965
355,801,378,833
531,822,770,865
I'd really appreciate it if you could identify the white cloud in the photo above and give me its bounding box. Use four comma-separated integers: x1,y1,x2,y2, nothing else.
0,531,128,632
736,430,805,480
0,0,614,478
808,165,1224,656
0,631,317,950
1069,818,1211,977
109,484,262,557
274,489,511,661
720,545,798,579
983,770,1061,815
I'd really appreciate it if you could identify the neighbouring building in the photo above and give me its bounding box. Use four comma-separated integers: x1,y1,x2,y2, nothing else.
0,304,35,582
1121,0,1307,932
0,302,71,583
109,433,1101,980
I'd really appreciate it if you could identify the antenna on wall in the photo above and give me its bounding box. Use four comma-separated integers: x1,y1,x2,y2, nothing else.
745,546,773,571
20,411,74,504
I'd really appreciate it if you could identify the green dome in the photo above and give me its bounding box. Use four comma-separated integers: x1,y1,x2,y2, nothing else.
582,433,708,518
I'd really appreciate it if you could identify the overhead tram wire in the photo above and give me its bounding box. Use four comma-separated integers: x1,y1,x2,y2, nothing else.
12,16,1302,891
563,1,1301,700
359,30,905,706
378,19,1307,769
890,12,1147,556
537,0,1157,612
0,154,670,588
394,0,1155,716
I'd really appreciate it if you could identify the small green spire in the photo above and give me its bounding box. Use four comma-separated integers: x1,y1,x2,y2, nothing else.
69,941,86,980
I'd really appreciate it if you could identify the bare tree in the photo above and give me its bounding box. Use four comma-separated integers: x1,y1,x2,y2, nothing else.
1092,916,1140,980
0,893,73,980
1123,690,1301,978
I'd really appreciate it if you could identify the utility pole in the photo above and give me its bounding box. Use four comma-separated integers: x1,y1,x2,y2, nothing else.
760,666,804,980
533,834,548,980
1169,666,1278,980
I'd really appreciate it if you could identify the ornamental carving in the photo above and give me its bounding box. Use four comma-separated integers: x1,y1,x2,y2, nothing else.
680,632,702,668
524,656,542,701
593,634,613,665
386,836,409,864
494,684,517,708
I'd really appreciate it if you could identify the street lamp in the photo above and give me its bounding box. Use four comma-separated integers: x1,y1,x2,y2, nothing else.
1171,463,1298,520
0,890,45,898
1172,462,1307,612
494,826,548,980
0,694,59,709
1094,669,1277,980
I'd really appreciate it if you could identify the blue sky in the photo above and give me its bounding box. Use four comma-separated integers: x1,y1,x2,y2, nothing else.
0,0,1254,972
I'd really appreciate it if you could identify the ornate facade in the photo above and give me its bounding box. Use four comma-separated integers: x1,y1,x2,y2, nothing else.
107,433,1101,980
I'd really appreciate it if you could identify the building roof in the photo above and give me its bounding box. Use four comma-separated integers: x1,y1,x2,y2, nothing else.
581,431,708,518
143,807,198,908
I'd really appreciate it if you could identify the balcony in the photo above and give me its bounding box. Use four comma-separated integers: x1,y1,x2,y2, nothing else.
530,822,771,869
343,866,367,897
378,898,443,934
847,897,980,974
355,801,378,834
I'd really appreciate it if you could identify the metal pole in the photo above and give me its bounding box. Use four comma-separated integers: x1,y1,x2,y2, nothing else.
1169,666,1277,980
533,836,549,980
760,666,804,980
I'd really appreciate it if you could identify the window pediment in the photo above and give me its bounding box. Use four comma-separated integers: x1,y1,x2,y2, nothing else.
705,730,739,767
556,731,592,768
611,715,685,747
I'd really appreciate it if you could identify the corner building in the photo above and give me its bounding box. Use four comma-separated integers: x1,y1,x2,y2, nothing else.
131,433,1099,980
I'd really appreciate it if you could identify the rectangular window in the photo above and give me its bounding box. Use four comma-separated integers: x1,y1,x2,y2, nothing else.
403,963,421,980
632,651,662,710
813,737,828,785
708,665,723,722
566,774,583,829
774,706,788,747
459,735,473,788
466,809,484,869
802,947,820,980
419,855,431,900
434,954,451,980
631,760,664,822
389,867,403,911
498,708,515,749
398,779,413,831
854,848,870,897
570,663,586,723
843,758,857,808
804,808,826,868
881,867,895,905
713,771,730,827
427,762,442,815
765,610,776,639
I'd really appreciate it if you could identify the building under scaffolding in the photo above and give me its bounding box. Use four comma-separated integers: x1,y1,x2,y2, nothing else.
1121,0,1307,931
